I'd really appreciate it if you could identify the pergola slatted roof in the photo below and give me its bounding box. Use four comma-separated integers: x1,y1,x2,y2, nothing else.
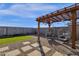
36,3,79,50
36,4,79,23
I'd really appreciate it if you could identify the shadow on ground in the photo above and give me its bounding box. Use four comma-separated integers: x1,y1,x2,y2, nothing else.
37,37,45,56
46,37,79,56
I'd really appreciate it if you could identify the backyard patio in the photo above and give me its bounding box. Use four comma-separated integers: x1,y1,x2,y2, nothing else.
0,3,79,56
0,35,79,56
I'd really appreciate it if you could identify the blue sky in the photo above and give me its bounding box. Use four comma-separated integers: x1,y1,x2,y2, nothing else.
0,3,74,28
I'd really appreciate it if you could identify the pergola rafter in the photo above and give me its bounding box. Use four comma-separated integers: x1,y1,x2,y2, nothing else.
36,3,79,49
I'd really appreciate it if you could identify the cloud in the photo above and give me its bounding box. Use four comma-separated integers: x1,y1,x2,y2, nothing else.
0,3,59,19
9,4,58,11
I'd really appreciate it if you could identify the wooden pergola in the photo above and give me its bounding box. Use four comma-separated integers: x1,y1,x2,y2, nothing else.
36,3,79,49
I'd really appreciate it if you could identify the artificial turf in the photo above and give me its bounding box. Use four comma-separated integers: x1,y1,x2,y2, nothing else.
0,35,32,45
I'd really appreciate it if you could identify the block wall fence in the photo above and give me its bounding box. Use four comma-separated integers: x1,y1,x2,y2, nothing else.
0,26,36,36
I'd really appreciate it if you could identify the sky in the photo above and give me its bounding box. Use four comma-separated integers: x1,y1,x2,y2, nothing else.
0,3,74,28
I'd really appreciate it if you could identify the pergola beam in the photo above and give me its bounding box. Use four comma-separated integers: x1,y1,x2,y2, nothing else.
60,14,66,20
52,17,58,22
55,16,62,21
40,4,78,21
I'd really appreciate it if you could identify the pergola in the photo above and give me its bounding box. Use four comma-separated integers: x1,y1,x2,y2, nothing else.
36,4,79,49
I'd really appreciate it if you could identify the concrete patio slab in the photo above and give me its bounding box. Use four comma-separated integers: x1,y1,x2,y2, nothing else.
27,50,41,56
21,45,33,52
22,41,31,45
31,43,39,47
0,46,9,52
42,46,51,53
76,44,79,47
55,40,63,44
52,51,64,56
57,45,73,55
33,36,37,39
74,49,79,52
5,49,21,56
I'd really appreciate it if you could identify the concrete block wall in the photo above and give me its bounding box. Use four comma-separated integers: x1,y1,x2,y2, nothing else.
35,27,69,37
0,26,36,36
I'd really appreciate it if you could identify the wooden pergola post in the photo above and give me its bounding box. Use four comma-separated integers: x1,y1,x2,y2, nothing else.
38,21,40,41
37,20,45,56
71,10,77,49
48,23,51,32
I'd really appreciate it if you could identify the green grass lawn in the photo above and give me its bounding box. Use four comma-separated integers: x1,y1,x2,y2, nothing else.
0,35,32,45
